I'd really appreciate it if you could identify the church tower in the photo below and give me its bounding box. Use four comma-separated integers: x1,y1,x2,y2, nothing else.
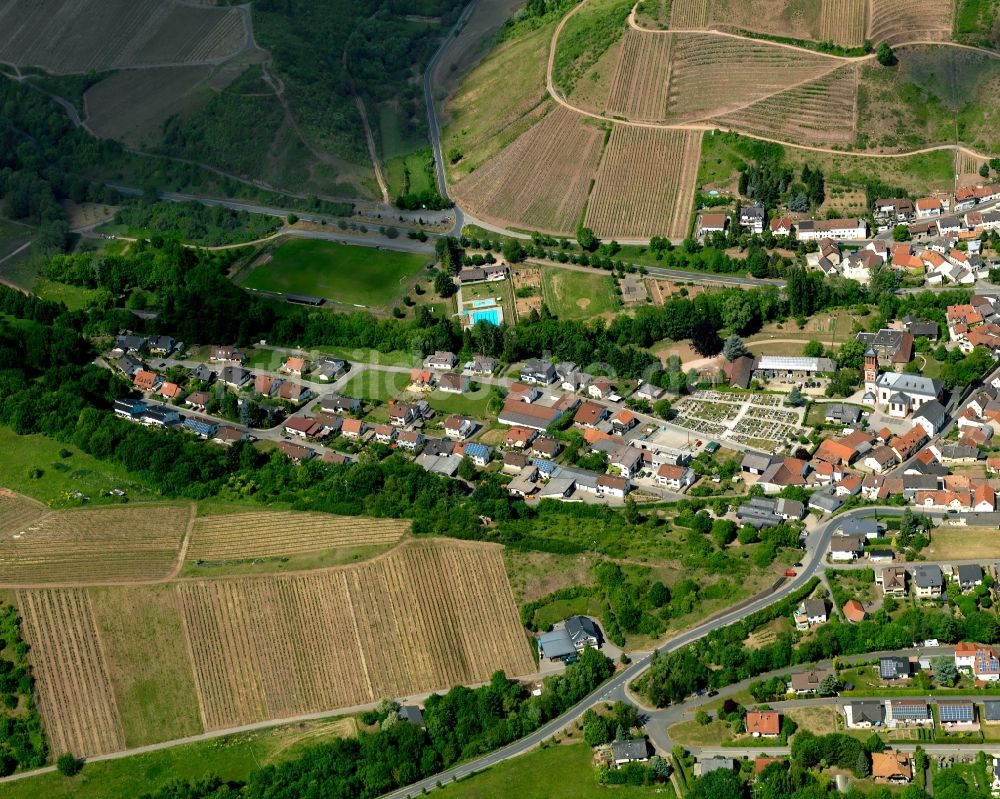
863,347,879,396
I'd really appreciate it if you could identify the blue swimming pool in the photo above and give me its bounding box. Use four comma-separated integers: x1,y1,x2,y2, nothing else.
470,308,501,326
472,299,496,308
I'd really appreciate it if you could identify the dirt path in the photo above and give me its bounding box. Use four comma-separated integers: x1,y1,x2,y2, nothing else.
354,96,390,204
170,504,198,579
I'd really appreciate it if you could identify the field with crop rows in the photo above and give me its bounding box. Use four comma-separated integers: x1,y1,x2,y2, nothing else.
869,0,953,44
188,511,409,562
718,64,858,147
0,503,189,584
180,540,534,730
669,0,711,28
18,589,125,757
451,107,605,234
818,0,867,46
607,30,673,121
667,0,824,39
663,33,842,121
0,0,246,73
84,67,215,146
0,489,47,537
585,126,701,239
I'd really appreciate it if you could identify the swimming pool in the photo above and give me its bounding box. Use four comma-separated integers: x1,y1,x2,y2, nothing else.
472,299,497,308
470,308,501,326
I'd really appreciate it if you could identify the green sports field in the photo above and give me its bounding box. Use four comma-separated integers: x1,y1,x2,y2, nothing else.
240,239,432,308
541,268,621,321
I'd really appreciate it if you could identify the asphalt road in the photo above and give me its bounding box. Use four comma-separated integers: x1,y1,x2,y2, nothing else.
379,504,913,798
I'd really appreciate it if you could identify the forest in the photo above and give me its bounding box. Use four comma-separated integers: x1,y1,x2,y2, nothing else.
111,200,281,246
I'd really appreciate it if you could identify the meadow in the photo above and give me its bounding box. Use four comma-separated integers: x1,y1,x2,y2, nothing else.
541,268,621,320
240,239,431,308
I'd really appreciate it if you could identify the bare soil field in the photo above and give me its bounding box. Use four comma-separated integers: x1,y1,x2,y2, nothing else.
180,540,534,730
452,107,606,235
0,489,47,537
649,280,708,305
718,64,858,147
84,66,217,147
957,151,989,187
667,0,828,41
0,0,247,73
0,502,189,584
663,33,843,122
606,29,674,121
18,588,125,757
869,0,953,45
585,126,701,239
187,511,409,563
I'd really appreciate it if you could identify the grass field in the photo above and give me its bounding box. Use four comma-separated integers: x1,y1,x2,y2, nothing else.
0,219,32,262
240,239,431,308
668,717,736,746
0,717,356,799
541,269,621,320
923,527,1000,560
384,149,437,202
0,427,154,506
787,704,840,735
89,585,202,747
434,742,671,798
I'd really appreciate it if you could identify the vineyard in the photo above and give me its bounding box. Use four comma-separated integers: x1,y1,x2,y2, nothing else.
818,0,867,46
667,0,824,39
188,511,409,562
585,126,701,239
957,150,988,186
607,30,674,121
180,540,534,730
0,489,47,537
717,64,859,147
663,33,842,122
0,503,189,584
869,0,953,45
18,589,125,757
669,0,711,28
0,0,247,73
451,106,606,234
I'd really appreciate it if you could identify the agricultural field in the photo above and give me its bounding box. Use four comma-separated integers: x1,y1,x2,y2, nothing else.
440,20,554,181
606,29,674,121
585,126,701,239
18,588,125,757
0,503,189,584
662,33,843,122
541,269,621,320
451,107,606,235
663,0,869,44
0,0,247,73
186,511,409,564
83,66,218,147
869,0,954,45
239,239,431,309
180,540,534,729
88,585,202,746
0,490,47,538
818,0,868,46
718,64,859,148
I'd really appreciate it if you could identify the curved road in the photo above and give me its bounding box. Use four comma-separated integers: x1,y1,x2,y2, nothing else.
380,504,925,798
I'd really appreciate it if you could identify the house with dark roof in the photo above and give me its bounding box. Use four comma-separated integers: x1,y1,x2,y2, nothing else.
902,316,939,340
879,656,910,681
824,403,862,426
520,358,556,385
955,564,984,591
938,700,977,729
611,739,650,767
913,564,943,598
856,329,914,368
845,701,884,728
725,355,755,389
911,400,948,437
398,706,425,728
789,668,833,694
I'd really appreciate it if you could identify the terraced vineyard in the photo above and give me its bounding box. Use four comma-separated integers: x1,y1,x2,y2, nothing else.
668,0,823,40
663,33,842,121
869,0,953,44
188,511,409,562
18,588,125,757
819,0,867,46
718,64,859,147
451,106,606,234
607,29,673,121
585,126,701,239
0,0,247,73
0,503,189,584
180,540,534,730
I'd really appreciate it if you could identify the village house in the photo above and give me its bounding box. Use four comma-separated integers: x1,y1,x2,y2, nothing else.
845,701,884,729
938,701,977,730
770,216,795,236
886,699,932,728
444,415,475,440
655,464,696,491
470,354,497,375
796,217,867,242
275,440,314,464
277,381,310,404
280,357,308,376
520,358,557,385
133,369,162,393
142,404,182,427
913,564,943,598
610,409,638,433
504,426,537,449
341,418,367,440
438,373,468,394
793,598,827,630
389,402,418,428
789,668,834,695
425,351,457,370
696,212,728,238
210,345,242,362
871,751,913,784
740,203,765,234
396,430,424,451
464,442,492,467
877,567,907,598
745,711,780,738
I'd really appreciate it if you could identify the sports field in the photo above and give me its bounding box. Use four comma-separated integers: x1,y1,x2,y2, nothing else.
240,239,431,308
541,268,621,320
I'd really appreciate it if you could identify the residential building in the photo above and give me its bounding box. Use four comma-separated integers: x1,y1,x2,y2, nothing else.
321,395,361,414
887,700,932,728
425,351,457,370
504,426,537,449
313,357,346,381
740,203,765,234
745,711,780,737
845,701,884,728
789,668,834,695
611,739,650,767
438,373,468,394
655,464,696,491
373,424,396,445
938,701,977,729
341,418,367,439
574,401,608,428
389,402,418,427
825,403,862,426
596,474,629,498
210,345,241,362
520,359,556,385
444,415,475,440
695,757,735,777
879,656,910,681
871,751,912,784
843,599,867,623
911,400,948,437
830,535,865,561
463,442,492,467
133,369,161,392
280,357,308,376
610,409,637,433
913,564,943,598
396,430,424,451
796,217,867,241
856,329,914,368
219,366,252,389
793,599,827,630
877,567,907,598
470,354,497,375
498,398,566,431
696,212,728,238
182,418,218,439
277,381,310,403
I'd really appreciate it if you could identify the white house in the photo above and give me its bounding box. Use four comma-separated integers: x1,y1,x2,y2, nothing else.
654,464,696,491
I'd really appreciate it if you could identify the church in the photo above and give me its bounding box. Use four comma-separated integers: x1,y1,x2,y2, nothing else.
863,349,942,418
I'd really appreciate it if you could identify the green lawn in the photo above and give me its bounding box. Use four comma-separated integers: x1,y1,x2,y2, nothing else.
434,743,670,799
33,279,100,311
0,427,156,506
425,387,493,418
0,718,356,799
240,238,432,308
385,149,437,200
541,268,620,320
339,368,412,403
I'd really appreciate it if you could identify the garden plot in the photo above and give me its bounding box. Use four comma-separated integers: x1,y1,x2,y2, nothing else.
671,391,807,451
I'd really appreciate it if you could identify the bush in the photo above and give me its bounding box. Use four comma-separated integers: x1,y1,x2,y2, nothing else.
57,753,81,777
